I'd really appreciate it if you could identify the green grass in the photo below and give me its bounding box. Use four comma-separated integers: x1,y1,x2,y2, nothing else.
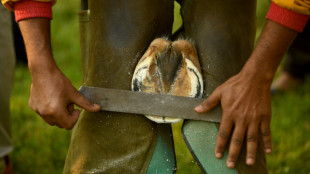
9,0,310,173
267,81,310,174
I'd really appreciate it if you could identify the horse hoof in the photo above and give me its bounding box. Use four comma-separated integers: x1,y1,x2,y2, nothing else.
132,38,203,123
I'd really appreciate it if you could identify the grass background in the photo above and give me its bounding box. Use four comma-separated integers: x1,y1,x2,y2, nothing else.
9,0,310,173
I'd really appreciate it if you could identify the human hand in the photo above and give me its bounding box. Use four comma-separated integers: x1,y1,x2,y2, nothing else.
29,68,100,130
195,73,272,168
18,18,100,130
193,19,300,169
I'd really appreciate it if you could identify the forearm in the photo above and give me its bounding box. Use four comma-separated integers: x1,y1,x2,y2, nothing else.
18,18,58,77
240,20,298,86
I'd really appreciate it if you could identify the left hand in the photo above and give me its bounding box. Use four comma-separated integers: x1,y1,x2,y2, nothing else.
195,72,272,168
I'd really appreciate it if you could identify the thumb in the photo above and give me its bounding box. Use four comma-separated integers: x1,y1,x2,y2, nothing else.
59,109,81,130
195,88,221,113
71,89,101,112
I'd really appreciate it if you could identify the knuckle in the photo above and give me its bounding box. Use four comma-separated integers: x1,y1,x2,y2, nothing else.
261,129,271,137
48,104,59,113
40,108,55,117
60,121,72,130
219,131,230,139
260,115,270,122
64,126,72,130
251,114,260,122
29,102,39,113
247,135,257,142
263,139,271,146
76,96,92,108
225,107,236,115
204,99,212,106
64,123,74,130
221,116,231,122
216,144,226,152
233,137,243,146
28,100,34,109
247,151,256,158
43,118,52,125
260,110,271,118
228,153,238,161
59,118,75,130
37,104,58,116
238,118,247,126
49,122,56,126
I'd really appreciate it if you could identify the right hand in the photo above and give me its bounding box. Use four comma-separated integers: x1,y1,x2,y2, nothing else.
18,18,101,130
29,68,100,130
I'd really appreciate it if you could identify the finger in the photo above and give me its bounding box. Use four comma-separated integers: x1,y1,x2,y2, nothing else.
55,124,64,129
195,88,221,113
41,115,58,126
44,118,57,126
215,115,233,159
71,89,101,112
67,103,74,114
260,117,272,154
44,119,63,128
227,123,246,168
41,112,65,128
57,109,80,130
246,123,259,165
55,123,64,129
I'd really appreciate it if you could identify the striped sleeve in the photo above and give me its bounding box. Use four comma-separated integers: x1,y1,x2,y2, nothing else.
267,2,309,32
14,0,53,22
271,0,310,15
2,0,56,11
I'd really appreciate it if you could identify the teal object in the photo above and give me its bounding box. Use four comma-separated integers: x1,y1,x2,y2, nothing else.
147,126,176,174
182,121,236,174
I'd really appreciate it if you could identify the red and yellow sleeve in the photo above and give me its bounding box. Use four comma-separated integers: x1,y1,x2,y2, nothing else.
2,0,56,11
267,1,310,32
1,0,55,22
272,0,310,15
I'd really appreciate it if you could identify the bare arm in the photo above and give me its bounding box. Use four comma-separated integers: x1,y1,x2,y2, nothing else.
18,18,100,130
195,20,298,167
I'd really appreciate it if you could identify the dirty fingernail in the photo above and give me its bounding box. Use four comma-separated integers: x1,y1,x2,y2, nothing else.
195,105,203,112
246,158,254,165
227,162,235,168
265,148,271,154
216,153,222,158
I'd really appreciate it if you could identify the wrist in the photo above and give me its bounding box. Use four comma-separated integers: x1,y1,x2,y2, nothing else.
240,58,276,87
28,54,59,77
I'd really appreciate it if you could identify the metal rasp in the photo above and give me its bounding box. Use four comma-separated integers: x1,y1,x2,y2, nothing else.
79,86,222,123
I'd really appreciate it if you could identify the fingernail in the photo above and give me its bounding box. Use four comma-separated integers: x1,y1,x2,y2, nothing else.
265,148,271,154
227,161,235,168
246,158,254,165
215,153,222,158
194,105,203,112
93,104,100,109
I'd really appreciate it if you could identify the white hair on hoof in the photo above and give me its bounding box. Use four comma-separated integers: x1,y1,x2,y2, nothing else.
131,37,203,123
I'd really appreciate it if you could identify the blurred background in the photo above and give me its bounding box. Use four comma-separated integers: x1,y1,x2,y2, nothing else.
9,0,310,173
